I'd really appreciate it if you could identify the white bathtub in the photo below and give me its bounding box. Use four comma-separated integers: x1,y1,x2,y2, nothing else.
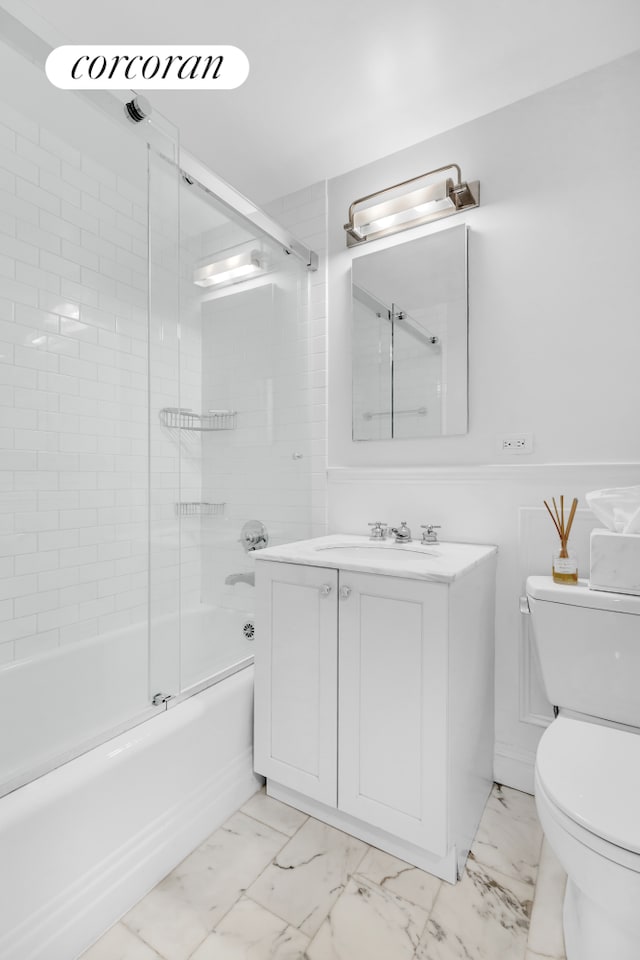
0,613,260,960
0,605,255,796
0,666,261,960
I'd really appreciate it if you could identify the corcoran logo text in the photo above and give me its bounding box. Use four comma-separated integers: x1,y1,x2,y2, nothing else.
45,45,249,90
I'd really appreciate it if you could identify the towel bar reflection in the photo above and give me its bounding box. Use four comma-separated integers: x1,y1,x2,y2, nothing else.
363,406,427,420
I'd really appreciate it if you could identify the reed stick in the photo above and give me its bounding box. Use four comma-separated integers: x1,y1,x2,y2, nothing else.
564,497,578,545
544,500,562,538
545,495,578,559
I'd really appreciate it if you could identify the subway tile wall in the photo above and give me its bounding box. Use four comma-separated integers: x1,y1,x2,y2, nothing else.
264,182,328,536
148,166,203,630
1,91,327,665
0,98,155,665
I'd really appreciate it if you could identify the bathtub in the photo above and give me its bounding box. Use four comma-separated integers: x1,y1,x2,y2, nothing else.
0,605,255,797
0,615,260,960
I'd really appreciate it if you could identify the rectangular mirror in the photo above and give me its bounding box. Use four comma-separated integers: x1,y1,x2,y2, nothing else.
351,223,468,440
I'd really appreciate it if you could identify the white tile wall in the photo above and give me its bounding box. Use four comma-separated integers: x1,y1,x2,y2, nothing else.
1,96,326,675
0,99,151,663
264,182,328,537
148,203,204,623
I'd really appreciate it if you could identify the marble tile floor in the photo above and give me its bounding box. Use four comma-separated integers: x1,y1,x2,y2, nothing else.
80,783,567,960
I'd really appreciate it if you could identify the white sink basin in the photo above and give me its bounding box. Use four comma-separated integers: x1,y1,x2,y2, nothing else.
313,540,440,558
255,534,497,583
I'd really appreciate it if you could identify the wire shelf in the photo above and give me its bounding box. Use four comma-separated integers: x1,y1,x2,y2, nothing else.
176,502,226,517
160,407,237,431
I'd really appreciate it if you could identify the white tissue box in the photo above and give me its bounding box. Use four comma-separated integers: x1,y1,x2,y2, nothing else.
590,528,640,595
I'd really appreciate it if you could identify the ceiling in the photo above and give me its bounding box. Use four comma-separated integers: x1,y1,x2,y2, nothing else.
11,0,640,204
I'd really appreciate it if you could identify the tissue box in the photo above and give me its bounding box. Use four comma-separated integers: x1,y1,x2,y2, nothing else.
590,528,640,595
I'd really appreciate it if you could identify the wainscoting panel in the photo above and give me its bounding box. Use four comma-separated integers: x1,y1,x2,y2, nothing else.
328,463,640,793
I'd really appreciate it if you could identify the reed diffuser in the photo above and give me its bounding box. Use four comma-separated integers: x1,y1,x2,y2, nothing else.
544,495,579,584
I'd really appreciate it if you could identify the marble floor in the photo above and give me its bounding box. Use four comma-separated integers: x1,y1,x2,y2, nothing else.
80,783,567,960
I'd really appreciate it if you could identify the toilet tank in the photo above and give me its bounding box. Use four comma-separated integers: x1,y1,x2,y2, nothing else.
526,576,640,727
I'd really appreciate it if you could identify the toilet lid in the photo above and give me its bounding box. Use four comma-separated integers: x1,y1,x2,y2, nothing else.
536,716,640,855
527,576,640,614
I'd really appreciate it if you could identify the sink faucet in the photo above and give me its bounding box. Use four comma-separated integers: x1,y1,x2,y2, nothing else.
225,572,255,587
421,524,441,544
390,521,412,543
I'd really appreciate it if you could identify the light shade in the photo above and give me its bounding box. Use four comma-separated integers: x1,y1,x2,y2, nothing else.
193,249,262,287
344,164,479,246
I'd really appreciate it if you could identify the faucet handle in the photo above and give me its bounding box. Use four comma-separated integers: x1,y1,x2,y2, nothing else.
368,521,387,540
421,524,441,543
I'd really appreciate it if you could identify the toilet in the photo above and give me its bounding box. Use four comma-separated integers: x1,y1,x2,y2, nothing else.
526,576,640,960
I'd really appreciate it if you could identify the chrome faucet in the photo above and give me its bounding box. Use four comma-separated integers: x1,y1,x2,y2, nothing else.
225,572,255,587
390,521,412,543
368,521,388,540
421,524,441,544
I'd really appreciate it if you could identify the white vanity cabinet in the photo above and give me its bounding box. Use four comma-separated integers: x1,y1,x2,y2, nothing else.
253,561,338,806
253,535,497,882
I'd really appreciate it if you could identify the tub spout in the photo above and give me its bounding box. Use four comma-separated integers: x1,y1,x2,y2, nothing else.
225,572,255,587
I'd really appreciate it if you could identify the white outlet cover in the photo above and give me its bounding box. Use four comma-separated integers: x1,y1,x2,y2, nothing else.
498,433,534,454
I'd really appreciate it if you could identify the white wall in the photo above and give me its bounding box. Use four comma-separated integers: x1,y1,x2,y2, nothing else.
328,50,640,468
326,51,640,791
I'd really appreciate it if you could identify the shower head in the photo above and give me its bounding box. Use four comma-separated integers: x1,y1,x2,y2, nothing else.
125,95,152,123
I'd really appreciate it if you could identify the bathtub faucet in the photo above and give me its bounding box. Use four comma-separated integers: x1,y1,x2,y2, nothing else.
225,572,255,587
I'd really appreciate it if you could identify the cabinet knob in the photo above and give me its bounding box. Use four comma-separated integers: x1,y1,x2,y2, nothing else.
319,583,332,597
339,585,352,600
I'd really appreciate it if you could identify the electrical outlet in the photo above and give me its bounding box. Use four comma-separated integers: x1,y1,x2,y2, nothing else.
499,433,533,455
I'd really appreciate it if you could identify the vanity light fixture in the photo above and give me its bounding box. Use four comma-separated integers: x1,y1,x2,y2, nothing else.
193,248,263,287
344,163,479,247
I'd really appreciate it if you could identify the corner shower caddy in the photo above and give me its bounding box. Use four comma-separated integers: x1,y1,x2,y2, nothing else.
160,407,237,431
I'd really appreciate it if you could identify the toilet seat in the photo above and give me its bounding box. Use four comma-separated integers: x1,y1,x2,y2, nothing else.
536,715,640,868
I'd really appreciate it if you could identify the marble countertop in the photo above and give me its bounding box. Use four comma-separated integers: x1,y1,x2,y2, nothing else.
254,534,497,583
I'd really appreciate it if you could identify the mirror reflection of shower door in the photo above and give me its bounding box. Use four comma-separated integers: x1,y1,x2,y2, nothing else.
352,288,393,441
351,295,443,440
351,224,468,441
392,306,443,440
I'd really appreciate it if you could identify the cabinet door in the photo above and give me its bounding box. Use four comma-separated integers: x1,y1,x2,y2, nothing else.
338,571,449,853
254,560,338,806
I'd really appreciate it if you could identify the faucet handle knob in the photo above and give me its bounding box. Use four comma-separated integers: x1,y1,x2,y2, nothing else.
421,523,440,543
421,524,441,543
368,521,387,539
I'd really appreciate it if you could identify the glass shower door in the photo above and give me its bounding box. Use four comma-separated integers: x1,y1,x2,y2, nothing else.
0,13,180,793
154,171,315,696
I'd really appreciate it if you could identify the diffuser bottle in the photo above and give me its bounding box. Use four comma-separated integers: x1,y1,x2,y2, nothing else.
544,495,579,585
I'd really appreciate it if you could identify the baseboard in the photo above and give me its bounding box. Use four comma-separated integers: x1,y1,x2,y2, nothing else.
494,743,536,795
2,748,261,960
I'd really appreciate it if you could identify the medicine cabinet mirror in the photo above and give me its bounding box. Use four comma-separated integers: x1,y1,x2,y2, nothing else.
351,223,468,441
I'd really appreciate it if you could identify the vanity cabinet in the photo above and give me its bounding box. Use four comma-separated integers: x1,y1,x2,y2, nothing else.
253,562,338,805
253,536,497,882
